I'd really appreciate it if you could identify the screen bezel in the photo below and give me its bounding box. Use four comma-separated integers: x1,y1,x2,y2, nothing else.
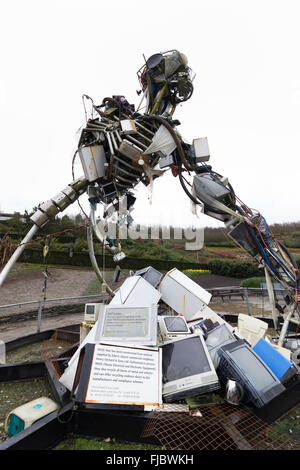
161,316,189,334
160,333,219,398
86,305,95,315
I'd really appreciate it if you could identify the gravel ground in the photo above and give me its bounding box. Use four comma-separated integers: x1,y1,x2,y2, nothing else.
0,265,102,311
0,264,126,342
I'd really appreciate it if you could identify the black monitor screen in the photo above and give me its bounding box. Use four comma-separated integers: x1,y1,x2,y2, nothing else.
86,305,95,314
136,267,163,287
162,336,211,383
231,348,275,390
164,317,189,333
144,270,163,287
228,222,259,257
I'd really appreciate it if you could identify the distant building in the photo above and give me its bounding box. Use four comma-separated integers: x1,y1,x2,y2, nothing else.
0,213,13,222
0,213,25,222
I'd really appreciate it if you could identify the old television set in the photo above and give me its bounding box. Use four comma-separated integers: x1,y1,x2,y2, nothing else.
158,315,190,342
135,266,163,288
95,304,158,346
217,339,285,408
84,303,102,323
160,333,220,402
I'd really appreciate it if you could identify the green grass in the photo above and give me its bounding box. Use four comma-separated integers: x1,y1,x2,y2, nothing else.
5,339,72,364
81,270,116,296
53,435,162,450
240,276,274,288
7,263,47,279
10,262,94,279
264,406,300,448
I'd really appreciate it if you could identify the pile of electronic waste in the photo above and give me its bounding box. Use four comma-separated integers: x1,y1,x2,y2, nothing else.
59,267,300,422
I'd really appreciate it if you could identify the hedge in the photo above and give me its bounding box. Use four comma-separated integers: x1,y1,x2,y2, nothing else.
207,258,263,279
18,248,206,272
17,250,299,278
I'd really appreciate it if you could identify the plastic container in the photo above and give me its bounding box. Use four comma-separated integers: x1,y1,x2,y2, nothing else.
237,313,268,346
5,397,59,436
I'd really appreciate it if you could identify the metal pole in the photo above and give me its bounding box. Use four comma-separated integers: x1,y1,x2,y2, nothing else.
278,309,294,347
264,267,278,330
37,300,43,333
0,225,39,288
243,288,251,316
87,225,113,296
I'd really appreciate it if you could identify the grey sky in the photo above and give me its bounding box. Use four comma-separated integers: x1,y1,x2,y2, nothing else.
1,0,299,229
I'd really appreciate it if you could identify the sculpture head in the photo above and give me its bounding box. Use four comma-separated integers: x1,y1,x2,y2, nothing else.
137,50,195,115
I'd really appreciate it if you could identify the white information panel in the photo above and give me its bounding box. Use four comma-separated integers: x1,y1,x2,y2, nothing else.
95,304,157,346
85,343,162,406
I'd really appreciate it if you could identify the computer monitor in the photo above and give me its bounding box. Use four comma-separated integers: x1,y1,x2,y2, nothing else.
253,338,298,385
95,304,157,346
158,315,190,342
160,333,220,402
84,303,102,323
217,339,285,408
135,266,163,288
205,323,237,368
228,222,259,257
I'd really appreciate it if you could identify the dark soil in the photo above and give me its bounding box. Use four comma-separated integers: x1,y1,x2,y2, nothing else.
192,274,243,289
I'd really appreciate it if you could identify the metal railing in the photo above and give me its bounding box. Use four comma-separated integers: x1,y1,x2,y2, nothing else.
0,286,286,334
0,293,108,333
207,286,287,319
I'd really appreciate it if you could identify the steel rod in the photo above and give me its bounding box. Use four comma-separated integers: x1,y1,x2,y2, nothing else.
0,225,39,288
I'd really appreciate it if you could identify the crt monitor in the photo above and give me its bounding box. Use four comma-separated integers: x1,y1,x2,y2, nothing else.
217,339,285,408
95,304,157,346
135,266,163,288
160,333,220,402
84,303,101,323
158,315,190,342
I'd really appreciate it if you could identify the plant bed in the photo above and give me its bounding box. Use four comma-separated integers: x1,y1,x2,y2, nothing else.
53,433,163,450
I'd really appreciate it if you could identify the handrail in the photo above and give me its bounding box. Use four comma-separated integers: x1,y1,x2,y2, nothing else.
0,293,107,310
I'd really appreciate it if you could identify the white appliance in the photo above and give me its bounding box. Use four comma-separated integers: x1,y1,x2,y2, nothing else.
159,268,211,321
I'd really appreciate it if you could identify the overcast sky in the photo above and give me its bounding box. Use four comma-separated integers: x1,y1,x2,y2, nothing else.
1,0,300,230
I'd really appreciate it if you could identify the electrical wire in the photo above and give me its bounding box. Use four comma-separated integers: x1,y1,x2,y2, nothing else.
190,148,253,218
188,146,297,290
255,216,296,284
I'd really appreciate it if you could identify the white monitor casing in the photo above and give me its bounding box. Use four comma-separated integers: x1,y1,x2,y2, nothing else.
158,315,191,342
160,333,220,402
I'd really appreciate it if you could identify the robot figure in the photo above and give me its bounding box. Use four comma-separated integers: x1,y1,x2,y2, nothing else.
0,50,299,338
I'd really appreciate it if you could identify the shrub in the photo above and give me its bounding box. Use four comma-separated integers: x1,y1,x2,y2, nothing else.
208,258,263,278
183,269,211,277
240,277,269,288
